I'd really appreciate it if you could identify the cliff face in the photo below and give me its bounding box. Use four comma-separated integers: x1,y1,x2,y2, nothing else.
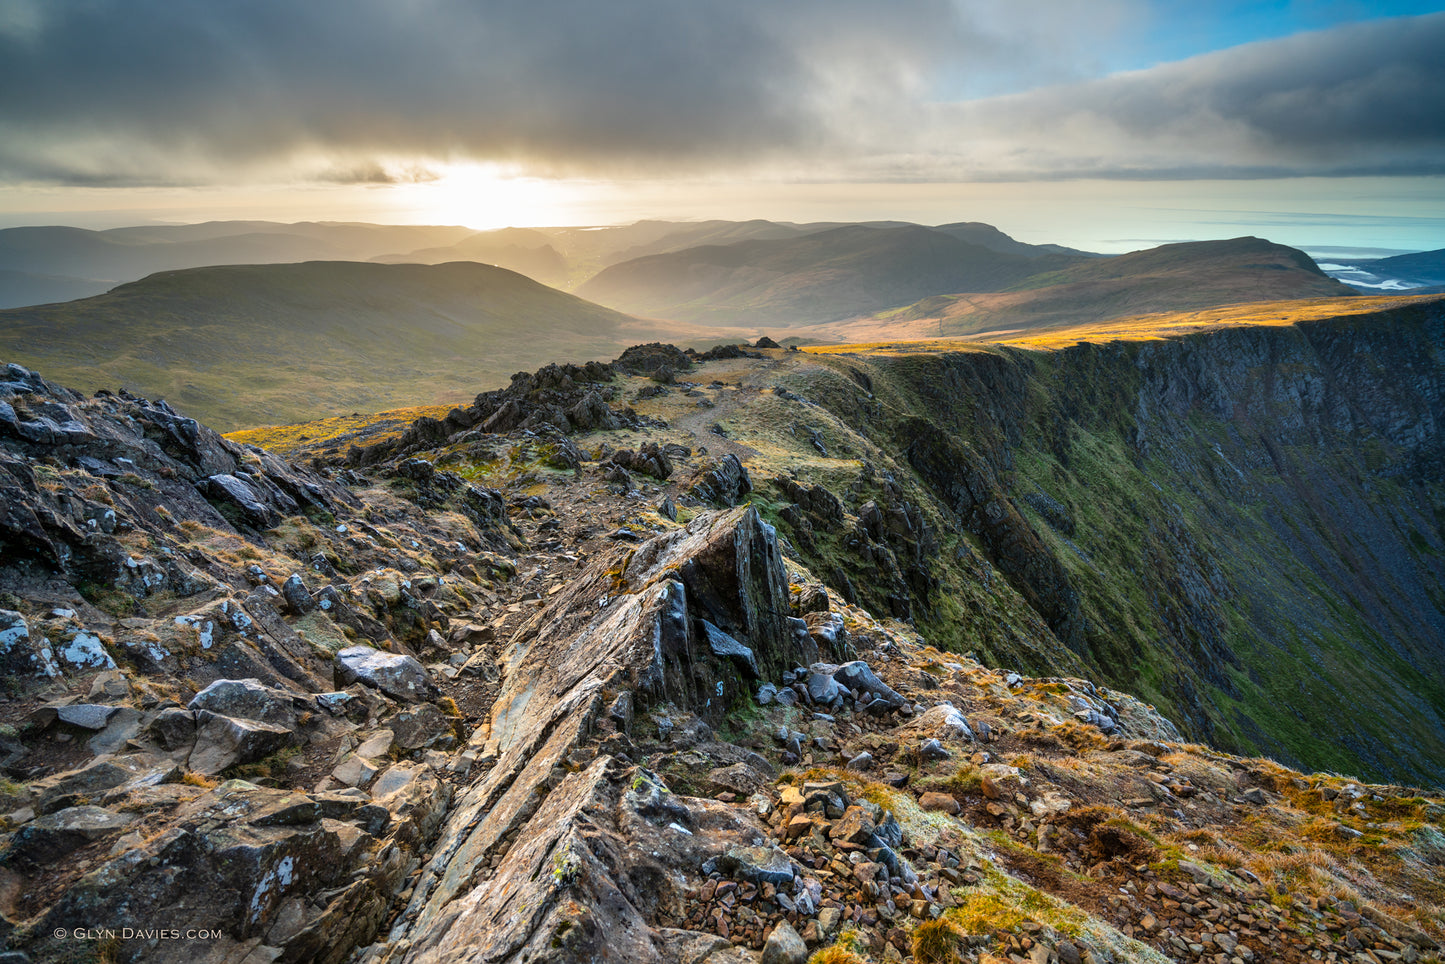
780,301,1445,786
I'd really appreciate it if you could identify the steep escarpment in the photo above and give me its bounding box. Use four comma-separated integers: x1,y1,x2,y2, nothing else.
3,339,1444,964
770,300,1445,786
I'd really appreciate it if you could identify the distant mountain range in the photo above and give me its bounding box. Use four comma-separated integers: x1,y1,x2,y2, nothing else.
0,217,1093,309
0,221,477,308
0,217,1382,430
0,260,726,430
822,236,1358,343
575,224,1088,325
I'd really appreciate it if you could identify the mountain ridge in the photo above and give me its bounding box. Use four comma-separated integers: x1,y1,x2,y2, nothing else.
576,224,1088,325
0,301,1442,963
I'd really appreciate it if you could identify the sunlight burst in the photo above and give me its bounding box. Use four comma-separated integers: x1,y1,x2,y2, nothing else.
395,163,586,229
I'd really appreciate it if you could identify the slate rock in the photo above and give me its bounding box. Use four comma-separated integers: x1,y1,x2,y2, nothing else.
281,573,316,615
920,738,951,761
830,806,878,845
335,645,438,702
0,609,56,677
805,670,841,704
832,660,906,707
392,703,453,751
1074,708,1119,734
701,620,760,679
762,920,808,964
875,809,903,849
201,473,280,529
32,758,150,812
188,711,295,775
55,703,120,730
4,805,133,868
712,845,797,887
188,677,301,727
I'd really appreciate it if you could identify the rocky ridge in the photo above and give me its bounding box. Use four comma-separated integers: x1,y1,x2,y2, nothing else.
0,337,1442,964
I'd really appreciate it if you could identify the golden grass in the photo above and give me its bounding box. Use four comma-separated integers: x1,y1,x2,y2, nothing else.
225,404,454,455
912,916,970,964
802,293,1443,355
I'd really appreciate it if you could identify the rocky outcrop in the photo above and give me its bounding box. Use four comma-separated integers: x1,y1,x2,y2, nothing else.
369,506,815,962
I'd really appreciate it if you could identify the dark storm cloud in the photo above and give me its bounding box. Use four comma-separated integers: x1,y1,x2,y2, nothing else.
0,0,973,182
1,2,1440,185
927,12,1445,179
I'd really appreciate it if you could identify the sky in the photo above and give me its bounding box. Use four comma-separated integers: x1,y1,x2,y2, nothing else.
1,0,1442,255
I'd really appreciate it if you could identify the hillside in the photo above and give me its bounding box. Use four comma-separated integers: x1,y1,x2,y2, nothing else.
1366,247,1445,285
0,221,476,307
0,260,731,430
1322,247,1445,293
829,237,1358,343
576,224,1085,325
933,221,1099,258
370,227,569,286
0,268,111,308
1,310,1442,964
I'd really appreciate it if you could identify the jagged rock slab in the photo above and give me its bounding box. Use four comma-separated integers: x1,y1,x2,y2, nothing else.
367,506,807,963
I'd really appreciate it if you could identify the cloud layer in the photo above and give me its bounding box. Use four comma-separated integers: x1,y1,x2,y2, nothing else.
0,1,1440,185
920,12,1445,179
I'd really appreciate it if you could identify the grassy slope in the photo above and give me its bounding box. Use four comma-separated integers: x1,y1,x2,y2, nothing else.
0,260,734,431
826,237,1360,343
576,224,1083,326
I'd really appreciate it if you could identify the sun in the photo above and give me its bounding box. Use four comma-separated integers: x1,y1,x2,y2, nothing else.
392,162,589,230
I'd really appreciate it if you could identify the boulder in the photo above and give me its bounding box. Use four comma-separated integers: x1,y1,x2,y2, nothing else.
805,668,841,703
910,703,974,742
54,703,120,730
187,711,295,775
712,845,797,887
4,805,134,868
335,645,438,702
392,704,453,751
201,473,280,529
920,791,962,814
0,608,57,677
688,454,752,506
31,757,155,812
832,660,906,707
830,806,878,845
282,573,317,615
762,920,808,964
567,391,617,431
150,706,198,750
188,677,302,727
980,763,1027,801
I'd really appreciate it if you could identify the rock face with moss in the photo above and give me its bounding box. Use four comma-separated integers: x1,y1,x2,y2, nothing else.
781,301,1445,787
